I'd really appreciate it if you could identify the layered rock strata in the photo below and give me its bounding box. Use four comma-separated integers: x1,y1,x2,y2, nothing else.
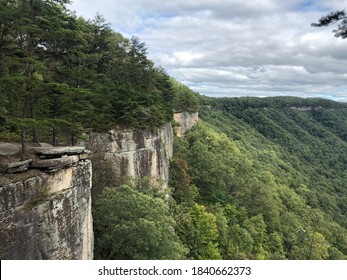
85,123,173,197
0,146,93,260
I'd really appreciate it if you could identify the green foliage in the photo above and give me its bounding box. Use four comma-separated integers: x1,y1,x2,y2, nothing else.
2,0,346,262
170,96,347,260
175,204,221,260
0,0,174,147
170,78,200,112
312,10,347,39
93,185,187,260
243,215,267,259
170,156,198,205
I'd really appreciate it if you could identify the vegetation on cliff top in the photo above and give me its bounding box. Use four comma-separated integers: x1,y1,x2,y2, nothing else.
0,0,199,149
2,1,347,261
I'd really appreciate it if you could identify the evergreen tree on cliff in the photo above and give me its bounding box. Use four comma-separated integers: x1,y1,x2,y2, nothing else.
311,10,347,38
0,0,174,151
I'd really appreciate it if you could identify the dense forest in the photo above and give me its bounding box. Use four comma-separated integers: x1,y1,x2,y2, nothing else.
168,97,347,259
94,97,347,260
1,1,347,260
0,0,196,149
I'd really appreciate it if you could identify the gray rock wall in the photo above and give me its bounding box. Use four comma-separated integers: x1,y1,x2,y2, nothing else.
0,158,93,259
0,119,195,259
86,123,173,197
173,112,199,137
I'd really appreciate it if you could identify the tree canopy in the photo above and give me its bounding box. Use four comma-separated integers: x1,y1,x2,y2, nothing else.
93,185,187,260
169,97,347,260
2,1,347,261
0,0,174,150
311,10,347,38
170,78,201,113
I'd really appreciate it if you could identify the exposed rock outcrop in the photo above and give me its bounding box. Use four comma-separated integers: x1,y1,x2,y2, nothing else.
0,142,21,156
0,146,93,260
0,159,33,174
0,115,197,259
85,123,173,197
174,111,199,137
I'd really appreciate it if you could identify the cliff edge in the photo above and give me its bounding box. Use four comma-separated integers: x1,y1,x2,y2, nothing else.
0,145,93,259
86,123,173,198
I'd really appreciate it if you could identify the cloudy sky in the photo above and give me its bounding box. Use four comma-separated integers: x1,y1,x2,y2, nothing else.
68,0,347,101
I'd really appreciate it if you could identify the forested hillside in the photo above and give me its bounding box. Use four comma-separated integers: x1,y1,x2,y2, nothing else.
1,1,347,260
95,97,347,260
169,97,347,259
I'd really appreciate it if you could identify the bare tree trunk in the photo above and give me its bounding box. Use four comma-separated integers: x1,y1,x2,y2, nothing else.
30,95,39,143
52,127,57,146
21,95,30,160
21,128,27,160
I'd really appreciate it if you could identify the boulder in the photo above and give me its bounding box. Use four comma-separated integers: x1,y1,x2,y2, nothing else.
0,142,21,156
0,159,32,173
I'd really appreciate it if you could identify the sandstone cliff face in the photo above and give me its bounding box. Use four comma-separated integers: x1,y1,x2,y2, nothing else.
0,150,93,260
86,123,173,197
0,118,197,259
174,112,199,137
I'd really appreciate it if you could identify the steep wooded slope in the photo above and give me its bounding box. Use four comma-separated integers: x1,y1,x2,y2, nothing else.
170,97,347,259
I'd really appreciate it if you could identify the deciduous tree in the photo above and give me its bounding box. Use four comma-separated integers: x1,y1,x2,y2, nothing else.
93,185,187,260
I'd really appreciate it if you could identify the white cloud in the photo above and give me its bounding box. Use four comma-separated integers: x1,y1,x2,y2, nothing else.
161,51,204,66
68,0,347,101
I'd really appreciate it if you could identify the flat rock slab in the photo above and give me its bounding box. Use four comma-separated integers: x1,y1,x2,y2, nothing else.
33,146,86,156
0,143,21,156
0,159,32,173
31,156,78,170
